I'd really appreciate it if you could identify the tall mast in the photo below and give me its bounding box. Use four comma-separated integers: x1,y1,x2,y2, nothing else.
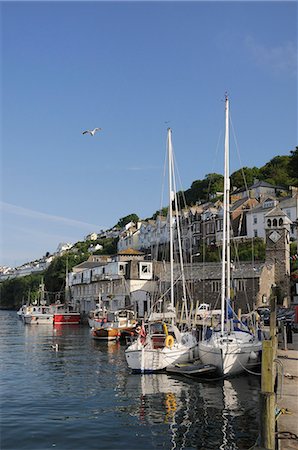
167,128,174,311
221,94,230,334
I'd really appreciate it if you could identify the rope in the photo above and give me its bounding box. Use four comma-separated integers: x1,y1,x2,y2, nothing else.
276,431,298,441
237,358,261,376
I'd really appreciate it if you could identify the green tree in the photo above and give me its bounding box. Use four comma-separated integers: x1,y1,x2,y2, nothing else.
259,155,291,186
0,274,42,309
184,173,224,205
288,147,298,186
230,167,260,190
116,213,139,229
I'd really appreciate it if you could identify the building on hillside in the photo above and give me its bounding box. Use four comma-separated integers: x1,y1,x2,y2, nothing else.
88,243,103,253
69,249,157,319
56,242,73,254
230,197,260,238
278,192,298,241
230,179,287,203
85,232,98,241
246,197,279,239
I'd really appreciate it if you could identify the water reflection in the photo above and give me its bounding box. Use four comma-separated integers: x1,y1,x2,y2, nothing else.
1,311,260,450
126,373,260,449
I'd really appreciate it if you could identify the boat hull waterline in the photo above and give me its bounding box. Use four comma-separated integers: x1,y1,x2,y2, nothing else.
125,342,199,373
198,333,262,377
53,313,81,325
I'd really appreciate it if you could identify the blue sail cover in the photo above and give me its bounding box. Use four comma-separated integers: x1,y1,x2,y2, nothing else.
225,299,234,319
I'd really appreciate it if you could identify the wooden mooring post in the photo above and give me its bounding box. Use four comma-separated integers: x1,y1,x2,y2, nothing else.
259,296,277,450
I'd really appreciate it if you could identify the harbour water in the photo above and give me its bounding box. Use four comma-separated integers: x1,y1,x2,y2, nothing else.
1,310,260,449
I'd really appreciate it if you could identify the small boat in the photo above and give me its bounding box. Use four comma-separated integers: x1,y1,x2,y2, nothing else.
166,361,217,377
87,302,107,328
91,309,136,340
52,303,81,325
22,279,54,325
52,260,81,325
23,305,53,325
17,304,27,320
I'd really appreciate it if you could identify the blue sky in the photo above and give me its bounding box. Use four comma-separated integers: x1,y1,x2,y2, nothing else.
1,1,297,267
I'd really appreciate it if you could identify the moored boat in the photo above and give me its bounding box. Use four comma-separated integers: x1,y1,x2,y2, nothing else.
23,305,54,325
197,95,262,377
52,303,81,325
125,129,199,372
91,309,136,340
88,303,107,328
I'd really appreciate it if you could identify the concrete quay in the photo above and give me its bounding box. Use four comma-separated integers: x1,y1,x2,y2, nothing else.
276,333,298,450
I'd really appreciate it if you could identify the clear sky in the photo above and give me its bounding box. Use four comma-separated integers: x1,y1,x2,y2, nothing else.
1,1,297,267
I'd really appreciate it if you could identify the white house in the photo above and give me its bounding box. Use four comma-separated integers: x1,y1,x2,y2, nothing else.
246,198,279,239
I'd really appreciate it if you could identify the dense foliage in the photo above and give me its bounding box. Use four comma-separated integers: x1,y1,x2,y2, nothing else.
0,274,42,309
1,237,119,309
192,238,266,264
181,149,298,206
116,214,139,228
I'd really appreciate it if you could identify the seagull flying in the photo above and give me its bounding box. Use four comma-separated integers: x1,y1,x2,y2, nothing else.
82,127,102,136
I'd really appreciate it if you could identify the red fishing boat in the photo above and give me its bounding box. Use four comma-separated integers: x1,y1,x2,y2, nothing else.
52,304,81,325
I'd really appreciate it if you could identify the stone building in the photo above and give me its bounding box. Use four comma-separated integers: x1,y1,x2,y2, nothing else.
264,206,292,306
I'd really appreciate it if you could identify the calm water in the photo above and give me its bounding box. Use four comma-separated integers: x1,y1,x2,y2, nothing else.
0,310,260,450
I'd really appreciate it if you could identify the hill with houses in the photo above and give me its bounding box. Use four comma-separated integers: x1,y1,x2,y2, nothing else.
1,148,298,309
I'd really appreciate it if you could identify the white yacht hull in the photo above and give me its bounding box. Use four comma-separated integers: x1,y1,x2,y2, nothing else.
125,343,198,372
125,330,199,372
198,332,262,377
23,314,54,325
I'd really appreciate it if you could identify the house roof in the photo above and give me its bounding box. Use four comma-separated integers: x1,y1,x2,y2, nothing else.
230,197,258,211
72,261,105,271
157,261,267,282
232,180,276,195
117,248,144,255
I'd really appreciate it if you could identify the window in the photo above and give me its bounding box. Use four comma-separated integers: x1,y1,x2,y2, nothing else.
279,218,283,226
253,216,257,224
267,219,271,227
236,279,247,291
118,264,126,275
254,229,258,237
273,219,277,227
211,281,221,292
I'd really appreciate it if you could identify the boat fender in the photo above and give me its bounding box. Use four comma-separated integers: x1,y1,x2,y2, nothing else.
163,323,169,336
165,335,174,348
249,351,258,360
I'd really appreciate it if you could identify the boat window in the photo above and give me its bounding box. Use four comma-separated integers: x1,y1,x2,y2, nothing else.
150,322,164,334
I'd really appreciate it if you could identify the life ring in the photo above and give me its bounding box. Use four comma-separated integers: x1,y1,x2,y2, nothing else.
165,335,174,348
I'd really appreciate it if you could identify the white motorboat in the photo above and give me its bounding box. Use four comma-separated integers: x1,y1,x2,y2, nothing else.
23,305,53,325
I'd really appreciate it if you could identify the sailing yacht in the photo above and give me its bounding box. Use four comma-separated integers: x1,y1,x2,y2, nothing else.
198,95,262,377
125,128,198,372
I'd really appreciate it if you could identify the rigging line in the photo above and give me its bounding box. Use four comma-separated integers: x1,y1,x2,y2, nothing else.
229,112,257,287
229,114,250,194
159,136,168,216
205,128,223,200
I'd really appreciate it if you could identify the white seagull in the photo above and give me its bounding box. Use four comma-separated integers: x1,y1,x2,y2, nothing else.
82,127,102,136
